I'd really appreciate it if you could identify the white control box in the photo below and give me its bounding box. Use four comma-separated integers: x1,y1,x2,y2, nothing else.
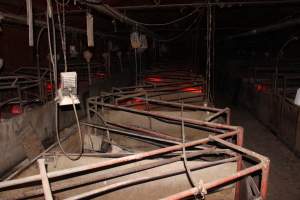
57,72,80,106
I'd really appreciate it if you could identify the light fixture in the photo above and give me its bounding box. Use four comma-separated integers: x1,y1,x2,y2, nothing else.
295,88,300,106
83,49,93,85
130,32,141,49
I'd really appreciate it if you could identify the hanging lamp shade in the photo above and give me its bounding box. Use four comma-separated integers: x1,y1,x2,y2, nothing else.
294,88,300,106
83,50,93,63
130,32,141,49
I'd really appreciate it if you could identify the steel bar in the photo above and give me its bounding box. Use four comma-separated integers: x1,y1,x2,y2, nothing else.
89,104,226,134
88,100,238,131
37,159,53,200
5,127,75,180
81,121,180,145
65,157,238,200
106,121,182,142
161,162,264,200
0,131,237,190
209,135,268,162
0,11,119,39
134,97,226,112
228,18,300,40
6,149,226,199
205,108,229,122
161,136,270,200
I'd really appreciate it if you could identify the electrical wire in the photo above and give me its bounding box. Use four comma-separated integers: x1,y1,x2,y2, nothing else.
180,103,197,187
103,4,200,42
102,4,199,27
158,14,201,42
55,95,83,161
56,0,68,72
127,8,199,26
47,0,84,161
180,103,206,200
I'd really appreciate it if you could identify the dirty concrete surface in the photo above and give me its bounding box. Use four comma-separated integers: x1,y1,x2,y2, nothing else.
228,105,300,200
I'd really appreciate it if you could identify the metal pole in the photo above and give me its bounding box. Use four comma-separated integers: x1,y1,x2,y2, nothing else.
134,48,138,85
87,62,92,85
37,159,53,200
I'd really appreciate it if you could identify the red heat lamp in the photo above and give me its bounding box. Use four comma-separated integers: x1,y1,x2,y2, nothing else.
120,98,144,105
10,104,22,115
133,98,144,103
182,86,204,94
96,72,106,79
145,76,162,83
45,82,60,93
46,82,54,93
255,84,268,92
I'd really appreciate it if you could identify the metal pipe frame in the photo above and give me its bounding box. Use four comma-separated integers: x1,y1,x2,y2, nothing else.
0,131,238,190
0,67,52,109
0,132,270,200
87,97,237,133
91,93,231,125
0,129,270,200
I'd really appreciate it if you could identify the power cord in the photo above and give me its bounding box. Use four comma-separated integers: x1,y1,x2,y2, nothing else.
55,92,84,161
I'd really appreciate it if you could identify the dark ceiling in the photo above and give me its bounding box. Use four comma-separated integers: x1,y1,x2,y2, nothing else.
1,0,300,40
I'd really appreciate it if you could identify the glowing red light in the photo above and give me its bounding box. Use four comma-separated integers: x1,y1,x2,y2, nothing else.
46,83,53,93
255,84,267,92
145,76,162,83
11,105,22,114
133,98,144,103
182,86,203,94
96,72,106,79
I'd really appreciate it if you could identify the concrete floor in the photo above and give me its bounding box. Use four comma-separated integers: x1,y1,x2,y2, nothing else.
229,106,300,200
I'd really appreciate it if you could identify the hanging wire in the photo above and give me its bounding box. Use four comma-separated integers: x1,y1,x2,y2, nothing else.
206,4,214,103
56,0,68,72
128,8,199,26
159,14,201,42
47,0,84,161
180,102,206,200
102,4,199,27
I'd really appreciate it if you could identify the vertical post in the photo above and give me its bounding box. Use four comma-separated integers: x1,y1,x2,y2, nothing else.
108,52,111,76
226,107,231,125
234,126,244,200
134,48,138,85
38,159,53,200
234,155,243,200
26,0,34,47
260,159,270,200
87,62,92,85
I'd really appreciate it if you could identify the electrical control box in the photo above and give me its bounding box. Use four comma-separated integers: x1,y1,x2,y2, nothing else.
57,72,80,106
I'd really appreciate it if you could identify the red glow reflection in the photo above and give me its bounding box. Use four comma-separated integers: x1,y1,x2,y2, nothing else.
11,105,22,114
96,72,106,79
255,84,268,92
182,86,203,94
145,76,162,83
46,83,53,93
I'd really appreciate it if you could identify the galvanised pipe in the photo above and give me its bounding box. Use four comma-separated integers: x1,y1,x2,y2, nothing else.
0,131,238,190
5,149,228,199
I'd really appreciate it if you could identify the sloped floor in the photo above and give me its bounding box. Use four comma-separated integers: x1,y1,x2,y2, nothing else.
228,105,300,200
